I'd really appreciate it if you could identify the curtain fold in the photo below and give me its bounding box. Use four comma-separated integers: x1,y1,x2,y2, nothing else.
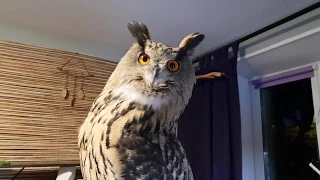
178,43,242,180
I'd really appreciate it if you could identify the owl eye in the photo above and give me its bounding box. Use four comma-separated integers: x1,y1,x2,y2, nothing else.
138,53,150,65
167,60,180,72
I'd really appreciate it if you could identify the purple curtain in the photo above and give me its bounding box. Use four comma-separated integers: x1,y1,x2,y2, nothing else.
178,43,242,180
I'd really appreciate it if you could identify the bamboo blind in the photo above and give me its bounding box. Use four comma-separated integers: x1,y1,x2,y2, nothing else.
0,40,118,167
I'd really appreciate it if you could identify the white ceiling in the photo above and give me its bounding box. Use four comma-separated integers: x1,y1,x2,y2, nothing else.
0,0,317,61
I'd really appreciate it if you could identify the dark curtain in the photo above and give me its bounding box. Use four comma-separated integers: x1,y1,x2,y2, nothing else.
178,43,242,180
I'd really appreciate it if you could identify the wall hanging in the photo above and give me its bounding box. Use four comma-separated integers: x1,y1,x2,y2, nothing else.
57,53,94,107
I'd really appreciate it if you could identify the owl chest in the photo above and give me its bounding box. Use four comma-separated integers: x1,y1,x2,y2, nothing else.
115,133,192,180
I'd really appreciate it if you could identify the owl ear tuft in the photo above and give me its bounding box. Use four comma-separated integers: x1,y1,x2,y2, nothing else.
127,21,151,47
179,33,205,56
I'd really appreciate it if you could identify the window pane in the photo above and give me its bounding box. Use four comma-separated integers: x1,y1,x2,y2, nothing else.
260,78,319,180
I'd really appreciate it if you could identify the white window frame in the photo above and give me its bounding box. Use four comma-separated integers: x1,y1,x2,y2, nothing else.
250,84,265,180
310,63,320,153
248,62,320,180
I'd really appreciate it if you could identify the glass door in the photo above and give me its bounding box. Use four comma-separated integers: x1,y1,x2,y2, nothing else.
260,78,319,180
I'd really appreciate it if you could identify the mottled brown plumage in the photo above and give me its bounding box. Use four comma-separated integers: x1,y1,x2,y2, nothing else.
78,21,204,180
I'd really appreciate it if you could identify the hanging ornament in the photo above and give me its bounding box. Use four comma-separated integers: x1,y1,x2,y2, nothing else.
57,53,95,107
61,71,69,99
70,76,77,107
77,76,85,100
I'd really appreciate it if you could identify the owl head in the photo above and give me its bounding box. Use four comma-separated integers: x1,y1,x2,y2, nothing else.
107,21,204,110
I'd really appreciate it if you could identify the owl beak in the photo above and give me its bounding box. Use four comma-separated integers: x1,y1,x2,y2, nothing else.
150,67,160,87
146,67,161,88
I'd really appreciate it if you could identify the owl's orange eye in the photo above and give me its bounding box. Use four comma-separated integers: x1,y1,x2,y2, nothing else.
138,53,150,65
167,60,180,72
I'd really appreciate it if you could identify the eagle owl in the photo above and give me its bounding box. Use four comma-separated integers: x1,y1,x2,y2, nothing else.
78,21,204,180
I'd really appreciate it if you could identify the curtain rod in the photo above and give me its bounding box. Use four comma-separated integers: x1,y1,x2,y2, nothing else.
193,2,320,63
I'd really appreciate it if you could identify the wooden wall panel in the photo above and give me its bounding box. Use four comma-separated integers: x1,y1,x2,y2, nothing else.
0,41,118,167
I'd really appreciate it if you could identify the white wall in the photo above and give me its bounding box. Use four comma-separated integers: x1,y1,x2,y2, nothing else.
0,24,124,61
238,75,255,180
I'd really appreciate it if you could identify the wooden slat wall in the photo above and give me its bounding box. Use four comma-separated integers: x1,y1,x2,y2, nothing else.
0,41,118,167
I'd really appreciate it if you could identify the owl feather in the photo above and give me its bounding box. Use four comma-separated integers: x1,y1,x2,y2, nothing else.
127,21,151,47
78,21,204,180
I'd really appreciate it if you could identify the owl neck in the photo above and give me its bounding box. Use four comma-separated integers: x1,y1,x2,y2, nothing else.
114,97,180,136
93,88,183,137
119,100,179,136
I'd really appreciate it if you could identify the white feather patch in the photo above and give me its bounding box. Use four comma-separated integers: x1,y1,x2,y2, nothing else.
113,84,168,110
